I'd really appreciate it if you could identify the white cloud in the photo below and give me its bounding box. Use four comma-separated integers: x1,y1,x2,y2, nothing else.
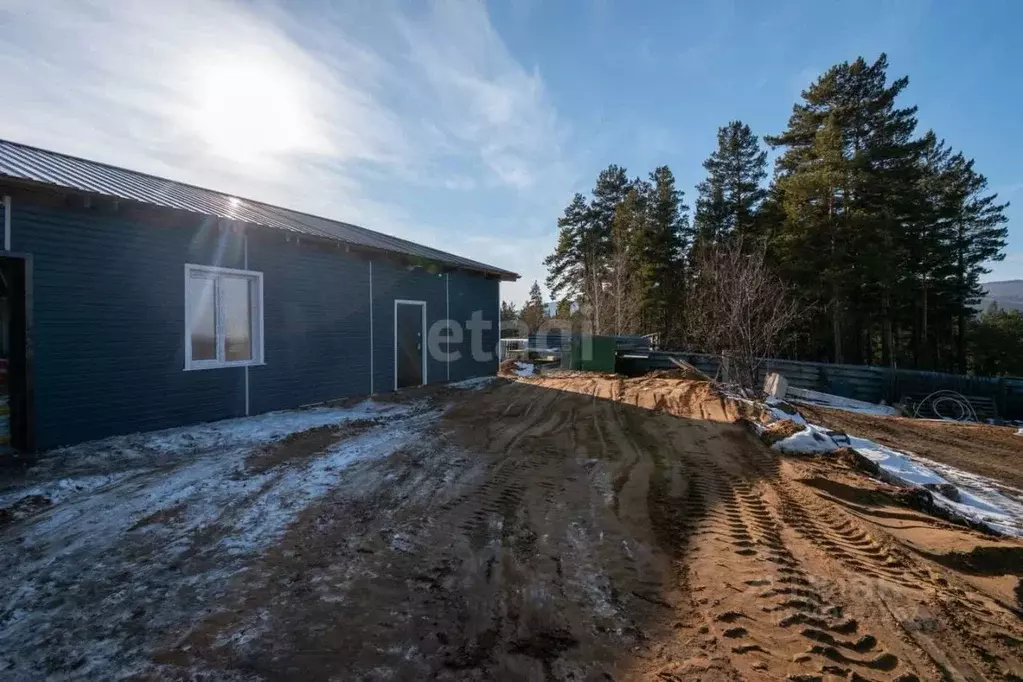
0,0,568,279
392,0,563,189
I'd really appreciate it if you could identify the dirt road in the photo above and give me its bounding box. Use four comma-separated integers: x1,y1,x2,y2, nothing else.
3,374,1023,680
139,374,1022,681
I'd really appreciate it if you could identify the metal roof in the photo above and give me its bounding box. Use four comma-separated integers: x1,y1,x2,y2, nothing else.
0,139,519,280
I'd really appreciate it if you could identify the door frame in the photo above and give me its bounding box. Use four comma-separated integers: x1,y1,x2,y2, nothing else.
0,253,34,454
393,299,427,391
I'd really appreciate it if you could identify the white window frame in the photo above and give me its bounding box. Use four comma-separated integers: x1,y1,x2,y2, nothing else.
184,263,265,371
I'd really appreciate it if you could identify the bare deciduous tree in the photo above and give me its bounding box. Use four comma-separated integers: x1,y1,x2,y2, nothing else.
684,240,801,390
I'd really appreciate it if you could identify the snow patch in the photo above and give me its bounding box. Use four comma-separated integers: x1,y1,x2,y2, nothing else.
220,420,424,554
771,423,840,454
785,387,897,416
766,392,1023,536
0,401,432,679
108,400,404,455
765,397,808,425
514,362,535,377
0,472,132,510
790,397,897,417
1,401,409,511
849,436,1023,537
448,376,497,390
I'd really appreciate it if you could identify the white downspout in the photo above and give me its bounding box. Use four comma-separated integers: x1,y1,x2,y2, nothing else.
445,272,450,381
369,261,374,394
243,231,250,416
3,195,11,251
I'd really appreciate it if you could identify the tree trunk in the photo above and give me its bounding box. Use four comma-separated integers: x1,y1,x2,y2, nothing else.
831,299,843,364
956,311,967,373
881,290,895,368
850,313,864,366
955,222,967,373
586,257,602,335
920,281,929,369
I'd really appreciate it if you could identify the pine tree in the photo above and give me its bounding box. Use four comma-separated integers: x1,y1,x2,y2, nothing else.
528,280,545,310
555,299,574,319
634,166,689,343
694,121,768,249
500,300,519,322
768,55,926,365
543,166,633,334
905,132,957,368
521,280,548,334
544,193,589,303
499,300,522,340
608,186,646,334
540,55,1009,372
942,154,1010,371
970,308,1023,376
775,113,851,361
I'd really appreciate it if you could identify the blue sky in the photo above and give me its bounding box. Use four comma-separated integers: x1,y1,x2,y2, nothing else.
1,0,1019,305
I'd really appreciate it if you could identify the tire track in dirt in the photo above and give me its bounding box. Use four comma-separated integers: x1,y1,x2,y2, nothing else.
614,402,929,680
439,384,572,552
641,409,1023,681
475,377,1023,681
594,398,666,616
144,375,1023,681
778,489,929,590
773,468,1023,680
673,457,920,681
415,382,633,676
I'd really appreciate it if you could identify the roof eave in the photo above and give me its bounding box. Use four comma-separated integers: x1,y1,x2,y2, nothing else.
0,173,520,281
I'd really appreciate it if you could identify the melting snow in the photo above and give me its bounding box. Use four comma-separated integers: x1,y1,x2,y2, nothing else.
514,362,535,377
784,387,897,416
789,397,897,417
219,420,426,555
0,400,407,509
765,397,808,425
771,423,839,454
766,403,1023,536
847,437,1023,537
449,376,497,390
0,399,433,678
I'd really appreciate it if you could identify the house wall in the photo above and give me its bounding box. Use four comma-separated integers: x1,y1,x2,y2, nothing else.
246,231,373,413
447,269,500,382
9,199,501,450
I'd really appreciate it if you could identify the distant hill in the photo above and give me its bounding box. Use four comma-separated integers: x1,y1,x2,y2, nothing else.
981,280,1023,312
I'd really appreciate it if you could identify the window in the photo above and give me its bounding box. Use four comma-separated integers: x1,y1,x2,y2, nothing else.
184,264,263,370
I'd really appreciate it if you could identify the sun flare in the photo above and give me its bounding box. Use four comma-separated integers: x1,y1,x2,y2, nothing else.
188,50,322,163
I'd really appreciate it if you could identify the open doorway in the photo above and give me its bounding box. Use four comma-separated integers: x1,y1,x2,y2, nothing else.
0,255,33,454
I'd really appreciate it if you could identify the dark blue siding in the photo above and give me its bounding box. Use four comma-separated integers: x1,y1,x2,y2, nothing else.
12,203,246,450
10,199,503,450
248,233,372,412
446,271,500,382
369,264,447,392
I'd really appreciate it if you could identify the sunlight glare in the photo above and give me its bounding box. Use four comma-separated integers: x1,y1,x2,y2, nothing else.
188,50,323,163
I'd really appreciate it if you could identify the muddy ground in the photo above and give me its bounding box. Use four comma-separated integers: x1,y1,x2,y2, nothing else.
798,404,1023,491
3,375,1023,681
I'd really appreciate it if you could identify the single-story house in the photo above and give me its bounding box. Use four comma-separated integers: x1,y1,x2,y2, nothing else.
0,139,518,452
